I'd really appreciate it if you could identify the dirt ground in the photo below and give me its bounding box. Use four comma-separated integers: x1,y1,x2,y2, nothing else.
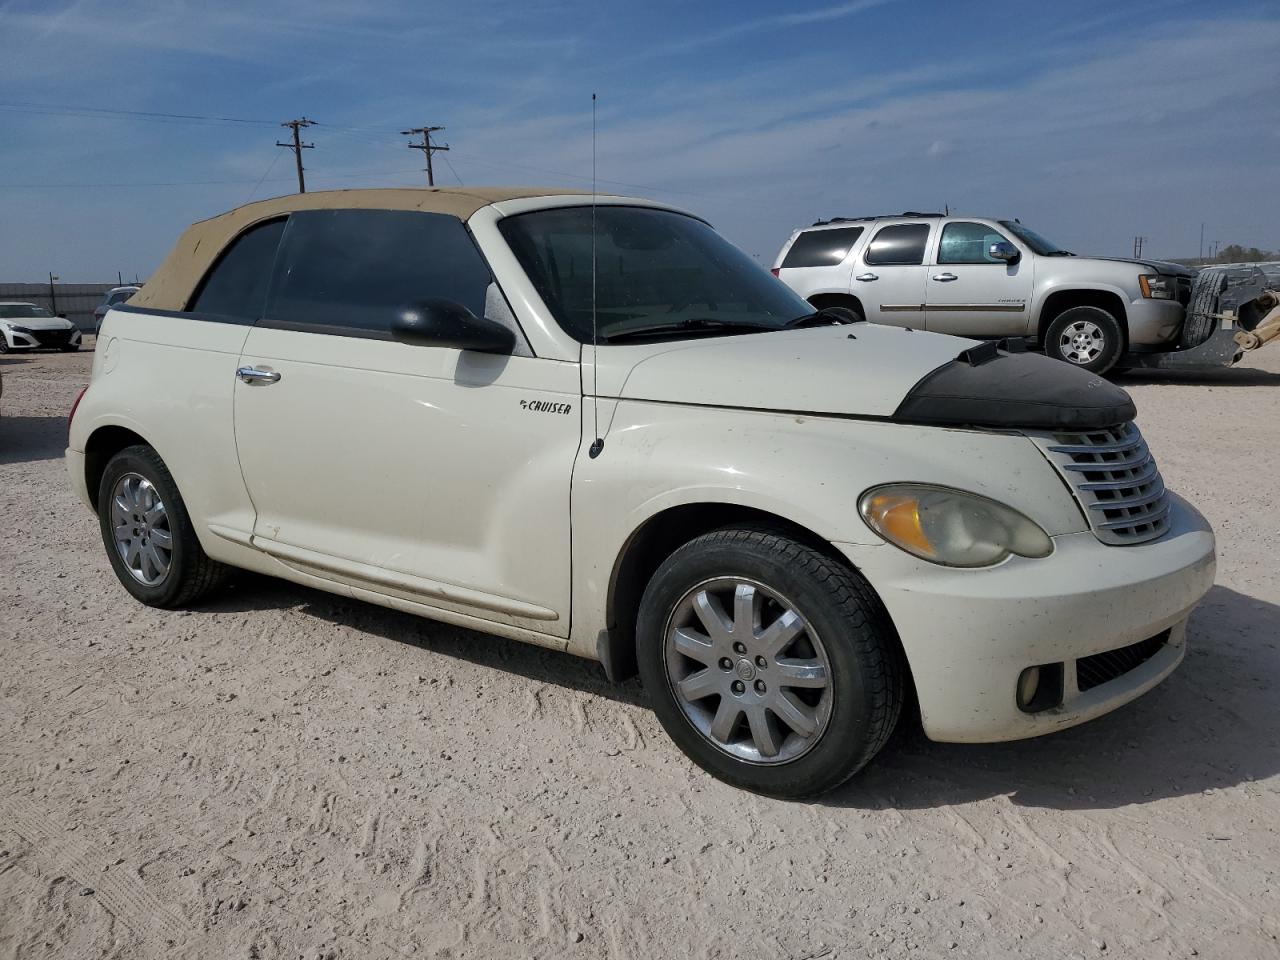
1,339,1277,960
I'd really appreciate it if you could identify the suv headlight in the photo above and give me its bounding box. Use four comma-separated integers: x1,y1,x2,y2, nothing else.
6,324,33,335
859,484,1053,567
1139,274,1175,300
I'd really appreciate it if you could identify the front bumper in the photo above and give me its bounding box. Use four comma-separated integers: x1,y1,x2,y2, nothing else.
1126,297,1185,346
2,327,82,350
842,492,1215,743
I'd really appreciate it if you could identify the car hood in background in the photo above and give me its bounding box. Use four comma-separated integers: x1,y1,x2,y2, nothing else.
596,323,963,419
2,317,76,331
1084,256,1197,277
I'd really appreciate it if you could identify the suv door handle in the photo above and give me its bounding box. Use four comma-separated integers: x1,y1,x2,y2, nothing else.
932,272,958,282
855,273,879,282
237,366,281,384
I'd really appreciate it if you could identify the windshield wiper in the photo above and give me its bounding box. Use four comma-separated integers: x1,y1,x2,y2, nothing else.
1044,250,1075,257
601,318,775,343
785,305,862,328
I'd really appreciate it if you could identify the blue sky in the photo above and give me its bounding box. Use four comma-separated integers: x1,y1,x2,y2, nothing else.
1,0,1278,280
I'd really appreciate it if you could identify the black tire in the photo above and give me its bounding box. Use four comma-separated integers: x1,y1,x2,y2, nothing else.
1044,305,1124,374
97,444,229,608
0,337,10,354
60,343,81,352
636,525,904,798
1181,268,1226,348
809,297,865,323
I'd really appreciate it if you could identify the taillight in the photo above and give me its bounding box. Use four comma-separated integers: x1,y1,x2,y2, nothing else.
68,386,87,439
770,267,781,278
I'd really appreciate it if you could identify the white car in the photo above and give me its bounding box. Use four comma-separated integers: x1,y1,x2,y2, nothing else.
772,214,1198,374
68,188,1216,797
94,285,142,336
0,302,83,353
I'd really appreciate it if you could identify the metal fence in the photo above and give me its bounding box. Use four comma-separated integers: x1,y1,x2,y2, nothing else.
0,283,121,331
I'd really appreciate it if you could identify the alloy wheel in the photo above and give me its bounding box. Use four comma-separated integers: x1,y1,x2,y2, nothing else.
1059,319,1106,364
664,577,833,764
109,472,173,586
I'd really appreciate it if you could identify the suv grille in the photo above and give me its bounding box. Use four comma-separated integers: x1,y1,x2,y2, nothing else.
32,329,73,348
1076,630,1170,691
1037,422,1171,545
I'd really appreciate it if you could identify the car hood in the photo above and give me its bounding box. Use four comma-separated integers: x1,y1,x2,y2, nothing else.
594,322,1136,430
1084,256,1197,277
596,323,962,419
2,317,75,331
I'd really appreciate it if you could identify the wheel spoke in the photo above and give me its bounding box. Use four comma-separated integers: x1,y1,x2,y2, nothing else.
708,697,742,743
149,527,173,549
758,608,804,659
145,542,168,579
672,626,716,666
733,583,760,637
145,502,166,524
692,590,733,644
113,521,133,542
125,538,142,569
677,668,720,702
774,658,828,689
746,704,781,758
112,495,131,522
771,690,818,737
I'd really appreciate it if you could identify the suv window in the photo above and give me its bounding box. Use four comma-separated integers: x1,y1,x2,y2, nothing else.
781,227,864,268
266,209,492,336
938,222,1012,264
107,289,136,305
863,223,930,266
189,218,286,319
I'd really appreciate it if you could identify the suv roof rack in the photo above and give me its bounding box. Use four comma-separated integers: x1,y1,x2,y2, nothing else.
810,212,944,226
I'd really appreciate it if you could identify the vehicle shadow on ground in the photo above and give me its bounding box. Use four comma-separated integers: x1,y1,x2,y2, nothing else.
828,584,1279,811
0,415,67,465
205,573,650,708
1117,365,1280,387
207,576,1276,811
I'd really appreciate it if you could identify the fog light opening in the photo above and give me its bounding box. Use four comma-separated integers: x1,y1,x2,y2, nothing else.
1017,662,1065,714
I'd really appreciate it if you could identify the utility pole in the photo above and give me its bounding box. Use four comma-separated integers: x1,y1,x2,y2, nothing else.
277,118,316,193
48,272,59,316
1132,235,1147,258
1199,222,1205,262
402,125,449,186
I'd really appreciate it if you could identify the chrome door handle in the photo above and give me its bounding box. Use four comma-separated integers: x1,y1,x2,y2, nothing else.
237,366,281,384
855,273,879,282
932,273,958,282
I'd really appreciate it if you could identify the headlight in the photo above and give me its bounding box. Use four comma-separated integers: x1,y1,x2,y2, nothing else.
859,484,1053,567
7,325,33,335
1139,274,1175,300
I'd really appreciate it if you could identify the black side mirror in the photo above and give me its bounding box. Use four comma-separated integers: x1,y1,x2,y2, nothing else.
390,299,515,354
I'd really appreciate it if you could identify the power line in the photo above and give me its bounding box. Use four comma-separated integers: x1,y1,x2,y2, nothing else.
0,101,279,126
402,125,449,186
277,118,317,193
245,150,285,204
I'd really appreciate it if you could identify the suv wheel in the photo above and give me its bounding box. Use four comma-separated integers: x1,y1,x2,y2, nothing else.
636,525,904,798
1044,305,1124,374
98,445,229,608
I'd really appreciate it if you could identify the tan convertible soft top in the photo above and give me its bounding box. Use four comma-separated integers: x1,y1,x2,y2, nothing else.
131,186,591,312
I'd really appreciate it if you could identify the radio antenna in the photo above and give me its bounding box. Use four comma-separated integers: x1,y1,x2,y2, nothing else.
588,92,604,459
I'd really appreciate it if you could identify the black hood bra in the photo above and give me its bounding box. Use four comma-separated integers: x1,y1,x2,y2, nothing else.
893,342,1136,431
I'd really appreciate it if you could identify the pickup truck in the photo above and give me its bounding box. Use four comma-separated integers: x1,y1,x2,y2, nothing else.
773,213,1198,374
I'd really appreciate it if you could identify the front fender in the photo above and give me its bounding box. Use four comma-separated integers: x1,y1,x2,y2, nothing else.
567,399,1086,658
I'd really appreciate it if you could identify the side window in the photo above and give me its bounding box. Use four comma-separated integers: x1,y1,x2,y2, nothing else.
188,218,287,319
108,290,134,305
938,222,1012,264
266,209,493,336
781,227,864,268
863,223,930,266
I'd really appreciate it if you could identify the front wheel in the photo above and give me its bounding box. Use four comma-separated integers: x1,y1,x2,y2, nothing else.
1044,305,1124,374
60,343,81,352
636,526,904,798
98,445,229,608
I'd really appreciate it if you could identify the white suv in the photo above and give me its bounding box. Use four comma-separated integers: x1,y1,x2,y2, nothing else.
773,214,1196,374
69,188,1216,797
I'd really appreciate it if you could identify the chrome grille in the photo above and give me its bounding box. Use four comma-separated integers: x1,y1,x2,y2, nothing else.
1036,422,1171,545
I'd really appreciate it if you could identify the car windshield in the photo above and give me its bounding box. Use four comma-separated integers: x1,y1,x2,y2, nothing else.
0,304,52,319
108,290,136,304
498,206,813,343
998,220,1072,256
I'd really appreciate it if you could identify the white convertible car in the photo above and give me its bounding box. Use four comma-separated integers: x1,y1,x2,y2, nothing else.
69,188,1216,797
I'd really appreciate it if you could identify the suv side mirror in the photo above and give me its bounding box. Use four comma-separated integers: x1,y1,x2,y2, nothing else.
391,299,515,354
989,241,1020,263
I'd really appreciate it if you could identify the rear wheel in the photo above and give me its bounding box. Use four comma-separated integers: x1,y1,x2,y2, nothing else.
636,525,904,798
98,445,229,608
809,296,865,323
1044,305,1124,374
1181,268,1226,348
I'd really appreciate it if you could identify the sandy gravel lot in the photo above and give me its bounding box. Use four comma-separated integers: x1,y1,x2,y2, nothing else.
1,340,1277,960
